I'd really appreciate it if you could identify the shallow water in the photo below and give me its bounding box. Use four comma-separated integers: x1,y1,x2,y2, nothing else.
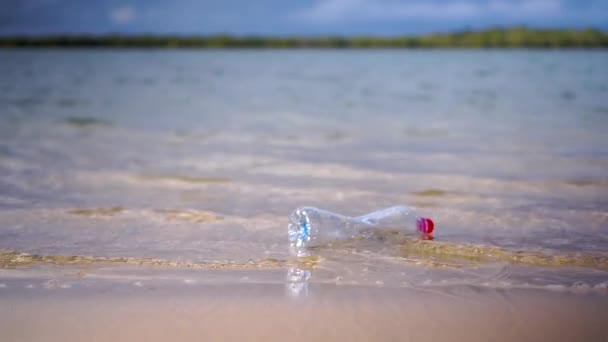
0,49,607,300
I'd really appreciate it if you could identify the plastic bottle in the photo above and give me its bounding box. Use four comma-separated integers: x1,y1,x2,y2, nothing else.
288,206,434,251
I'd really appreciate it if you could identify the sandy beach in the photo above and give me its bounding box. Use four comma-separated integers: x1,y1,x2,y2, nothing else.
2,276,607,342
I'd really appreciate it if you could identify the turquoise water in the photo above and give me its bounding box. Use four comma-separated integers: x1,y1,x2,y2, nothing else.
0,49,607,293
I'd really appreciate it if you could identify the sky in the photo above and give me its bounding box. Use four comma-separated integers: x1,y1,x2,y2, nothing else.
1,0,607,36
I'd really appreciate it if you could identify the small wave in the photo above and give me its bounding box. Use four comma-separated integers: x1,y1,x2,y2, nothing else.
155,209,223,223
62,117,111,127
137,174,231,184
56,98,85,108
563,179,608,187
400,239,608,270
411,189,449,197
0,250,320,270
67,207,125,217
66,207,224,223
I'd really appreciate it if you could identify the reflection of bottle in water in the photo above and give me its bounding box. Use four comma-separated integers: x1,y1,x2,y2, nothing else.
288,206,434,252
286,267,311,298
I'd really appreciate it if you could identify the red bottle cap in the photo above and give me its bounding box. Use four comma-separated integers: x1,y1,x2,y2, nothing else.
417,217,434,234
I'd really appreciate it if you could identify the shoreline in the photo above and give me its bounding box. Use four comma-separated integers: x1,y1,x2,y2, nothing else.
1,28,607,49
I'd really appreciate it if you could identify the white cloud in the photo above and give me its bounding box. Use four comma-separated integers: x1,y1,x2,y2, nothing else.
295,0,563,22
110,5,136,24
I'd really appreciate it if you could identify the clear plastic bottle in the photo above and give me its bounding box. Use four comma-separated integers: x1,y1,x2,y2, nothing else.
288,206,434,251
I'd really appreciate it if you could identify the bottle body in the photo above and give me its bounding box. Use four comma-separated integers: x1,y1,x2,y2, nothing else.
288,206,434,252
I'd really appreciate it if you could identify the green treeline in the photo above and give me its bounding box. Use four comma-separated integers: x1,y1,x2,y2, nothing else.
1,28,607,48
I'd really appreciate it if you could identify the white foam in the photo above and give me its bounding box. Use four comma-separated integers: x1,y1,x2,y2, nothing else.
594,281,608,293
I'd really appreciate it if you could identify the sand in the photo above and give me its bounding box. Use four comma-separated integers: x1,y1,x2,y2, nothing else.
1,277,607,342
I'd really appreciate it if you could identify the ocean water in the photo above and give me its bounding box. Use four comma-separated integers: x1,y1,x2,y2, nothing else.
0,49,607,297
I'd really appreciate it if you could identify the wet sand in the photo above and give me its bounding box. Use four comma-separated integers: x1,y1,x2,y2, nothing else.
1,280,607,342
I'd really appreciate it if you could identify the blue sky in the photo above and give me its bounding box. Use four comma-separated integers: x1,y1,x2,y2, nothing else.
1,0,607,36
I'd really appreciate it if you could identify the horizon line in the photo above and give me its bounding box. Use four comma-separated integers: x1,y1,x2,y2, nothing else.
1,26,607,39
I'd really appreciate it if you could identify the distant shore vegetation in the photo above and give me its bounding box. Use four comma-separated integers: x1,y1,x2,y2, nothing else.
1,28,607,48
